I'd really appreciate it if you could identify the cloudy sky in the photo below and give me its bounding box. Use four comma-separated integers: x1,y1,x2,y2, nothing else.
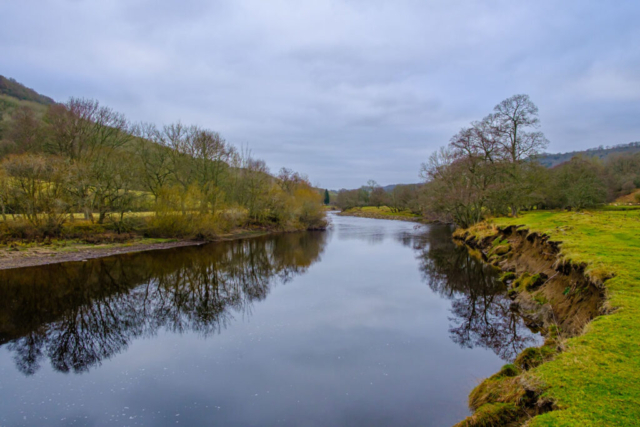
2,0,639,189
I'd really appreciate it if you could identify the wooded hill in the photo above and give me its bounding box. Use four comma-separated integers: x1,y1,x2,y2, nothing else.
0,75,54,106
0,76,326,240
538,142,640,168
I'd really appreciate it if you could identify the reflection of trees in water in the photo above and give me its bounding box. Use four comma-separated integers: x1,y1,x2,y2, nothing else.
0,232,327,375
407,225,538,361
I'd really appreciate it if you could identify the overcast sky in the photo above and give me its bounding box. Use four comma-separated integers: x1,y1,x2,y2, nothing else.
2,0,639,189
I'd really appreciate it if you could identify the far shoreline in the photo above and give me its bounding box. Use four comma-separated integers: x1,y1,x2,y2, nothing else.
0,229,291,271
336,208,425,223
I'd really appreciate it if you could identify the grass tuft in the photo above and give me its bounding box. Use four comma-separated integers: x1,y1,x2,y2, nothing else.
455,403,521,427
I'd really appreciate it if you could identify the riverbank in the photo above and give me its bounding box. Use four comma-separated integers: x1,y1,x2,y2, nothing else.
337,206,423,222
453,210,640,426
0,228,287,271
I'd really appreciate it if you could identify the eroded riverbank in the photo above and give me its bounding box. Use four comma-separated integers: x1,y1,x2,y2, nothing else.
452,210,640,426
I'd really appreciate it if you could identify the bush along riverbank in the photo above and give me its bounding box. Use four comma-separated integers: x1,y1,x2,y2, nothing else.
0,210,327,270
452,210,640,426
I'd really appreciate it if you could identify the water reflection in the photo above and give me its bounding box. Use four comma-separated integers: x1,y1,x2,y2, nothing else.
0,232,327,375
408,225,539,361
0,220,536,383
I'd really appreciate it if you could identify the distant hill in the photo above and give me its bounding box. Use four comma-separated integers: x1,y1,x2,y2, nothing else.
0,75,55,106
538,142,640,168
333,183,419,193
336,143,640,191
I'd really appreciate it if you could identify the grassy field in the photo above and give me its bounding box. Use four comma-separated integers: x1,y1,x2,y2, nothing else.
479,210,640,425
2,237,176,252
340,206,421,219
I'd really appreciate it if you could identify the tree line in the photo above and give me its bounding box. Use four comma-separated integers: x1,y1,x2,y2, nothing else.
420,94,640,227
333,95,640,227
0,97,326,238
335,181,422,213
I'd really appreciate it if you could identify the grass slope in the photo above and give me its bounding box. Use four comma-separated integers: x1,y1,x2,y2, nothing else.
489,210,640,425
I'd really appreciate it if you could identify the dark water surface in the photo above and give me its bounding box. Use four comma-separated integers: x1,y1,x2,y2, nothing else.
0,214,539,426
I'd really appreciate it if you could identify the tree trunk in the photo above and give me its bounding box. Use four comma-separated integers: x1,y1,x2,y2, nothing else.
511,205,518,217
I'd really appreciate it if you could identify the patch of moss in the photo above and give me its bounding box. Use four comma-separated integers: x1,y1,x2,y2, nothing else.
514,346,557,371
497,364,520,377
533,293,549,306
492,244,511,256
513,272,545,292
492,236,508,247
499,271,516,283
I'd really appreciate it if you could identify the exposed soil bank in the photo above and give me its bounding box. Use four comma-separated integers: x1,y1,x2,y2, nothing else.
452,225,608,426
0,229,283,271
458,225,607,337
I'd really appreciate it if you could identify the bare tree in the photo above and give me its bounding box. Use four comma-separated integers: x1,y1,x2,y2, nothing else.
2,154,69,230
133,123,173,203
490,95,549,216
6,106,43,153
42,98,133,220
44,98,132,161
492,94,548,163
421,94,549,223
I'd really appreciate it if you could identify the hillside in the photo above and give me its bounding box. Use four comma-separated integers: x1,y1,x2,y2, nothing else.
0,76,52,128
538,142,640,167
0,75,55,106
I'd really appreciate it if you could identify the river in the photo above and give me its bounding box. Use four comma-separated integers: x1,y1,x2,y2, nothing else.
0,213,540,426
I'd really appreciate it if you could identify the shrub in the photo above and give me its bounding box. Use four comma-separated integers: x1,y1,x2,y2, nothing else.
468,364,522,411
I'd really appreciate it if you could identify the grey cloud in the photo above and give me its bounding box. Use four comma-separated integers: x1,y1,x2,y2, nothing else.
2,0,639,188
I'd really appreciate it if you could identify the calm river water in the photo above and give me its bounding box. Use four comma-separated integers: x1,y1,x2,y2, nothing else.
0,214,539,426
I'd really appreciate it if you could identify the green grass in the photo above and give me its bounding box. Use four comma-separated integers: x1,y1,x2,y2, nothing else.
343,206,420,218
486,209,640,425
0,237,178,256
